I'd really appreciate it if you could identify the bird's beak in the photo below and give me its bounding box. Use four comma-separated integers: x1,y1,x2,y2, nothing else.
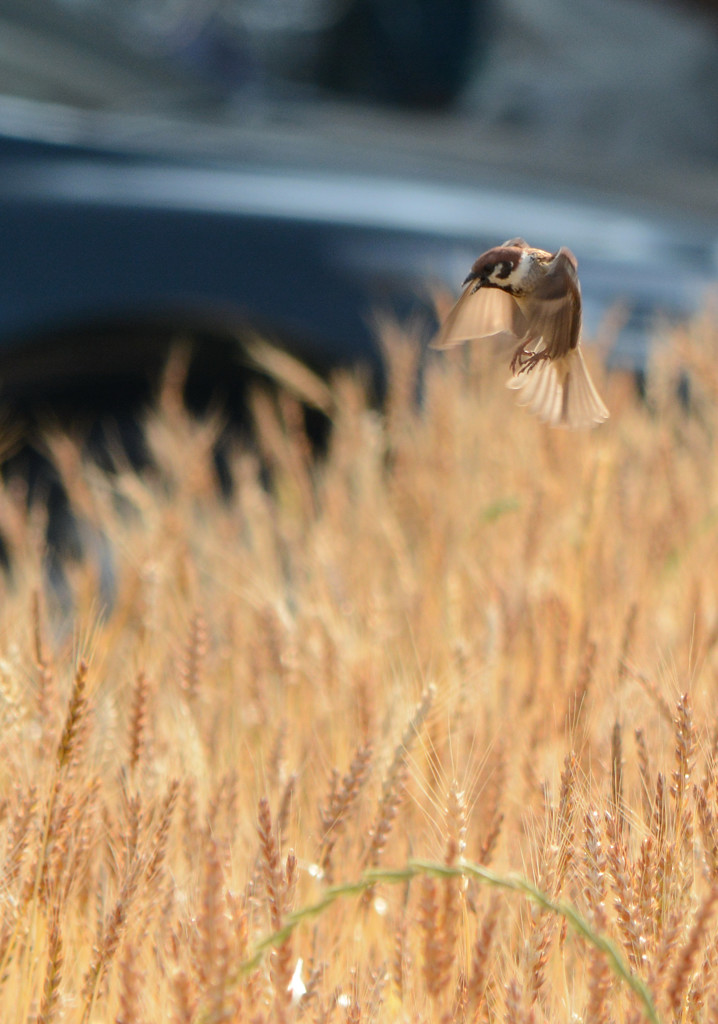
463,270,482,287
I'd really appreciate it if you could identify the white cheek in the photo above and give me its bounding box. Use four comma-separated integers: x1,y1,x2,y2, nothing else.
506,253,533,287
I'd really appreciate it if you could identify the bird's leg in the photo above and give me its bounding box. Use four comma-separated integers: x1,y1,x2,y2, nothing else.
510,341,551,376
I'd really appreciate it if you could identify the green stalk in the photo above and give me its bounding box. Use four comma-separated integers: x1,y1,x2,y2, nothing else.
195,858,660,1024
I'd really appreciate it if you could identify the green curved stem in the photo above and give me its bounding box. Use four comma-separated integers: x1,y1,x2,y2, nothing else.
195,858,660,1024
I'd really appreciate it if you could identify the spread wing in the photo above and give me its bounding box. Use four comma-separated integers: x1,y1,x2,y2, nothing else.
514,248,582,359
501,237,530,248
432,284,528,349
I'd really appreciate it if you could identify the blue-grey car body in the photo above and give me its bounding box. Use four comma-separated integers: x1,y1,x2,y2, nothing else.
1,100,717,373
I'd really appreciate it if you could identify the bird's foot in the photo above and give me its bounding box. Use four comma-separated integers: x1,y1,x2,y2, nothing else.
510,345,550,376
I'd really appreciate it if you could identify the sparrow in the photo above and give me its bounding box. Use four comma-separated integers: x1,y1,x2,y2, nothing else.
433,238,609,428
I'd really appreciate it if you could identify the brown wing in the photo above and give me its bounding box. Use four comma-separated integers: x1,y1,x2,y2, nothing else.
432,284,528,349
514,248,582,359
501,237,530,249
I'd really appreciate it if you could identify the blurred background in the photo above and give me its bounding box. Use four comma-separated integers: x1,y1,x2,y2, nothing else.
1,0,718,581
1,0,718,527
3,0,718,367
4,0,718,184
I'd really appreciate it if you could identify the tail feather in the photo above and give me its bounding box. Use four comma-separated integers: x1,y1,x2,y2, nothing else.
507,346,609,428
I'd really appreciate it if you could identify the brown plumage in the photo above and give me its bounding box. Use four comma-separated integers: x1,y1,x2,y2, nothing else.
433,238,609,428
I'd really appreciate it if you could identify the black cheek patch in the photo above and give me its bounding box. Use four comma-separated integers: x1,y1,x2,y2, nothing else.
495,262,512,280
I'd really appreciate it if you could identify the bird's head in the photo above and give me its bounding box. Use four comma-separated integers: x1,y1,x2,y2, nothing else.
464,246,531,291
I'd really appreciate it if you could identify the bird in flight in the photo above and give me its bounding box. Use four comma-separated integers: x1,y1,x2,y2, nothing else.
433,238,609,428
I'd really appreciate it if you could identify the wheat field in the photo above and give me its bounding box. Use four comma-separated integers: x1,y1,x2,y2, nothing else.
2,313,718,1023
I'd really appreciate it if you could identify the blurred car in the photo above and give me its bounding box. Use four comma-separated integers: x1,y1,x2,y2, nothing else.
1,0,717,591
1,0,718,416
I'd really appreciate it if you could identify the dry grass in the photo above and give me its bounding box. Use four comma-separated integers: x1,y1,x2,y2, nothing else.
2,310,718,1023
